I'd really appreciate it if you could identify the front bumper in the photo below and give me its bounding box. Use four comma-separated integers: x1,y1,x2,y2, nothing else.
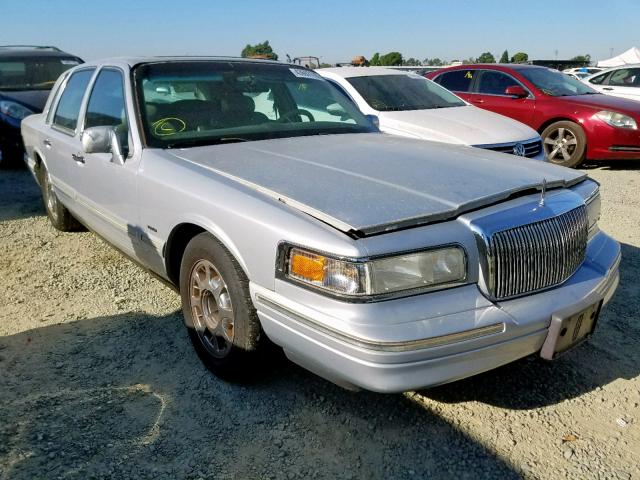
253,231,620,393
587,122,640,160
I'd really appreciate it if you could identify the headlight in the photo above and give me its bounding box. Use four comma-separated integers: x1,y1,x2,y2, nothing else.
280,244,467,298
0,100,35,120
595,110,637,129
586,189,601,240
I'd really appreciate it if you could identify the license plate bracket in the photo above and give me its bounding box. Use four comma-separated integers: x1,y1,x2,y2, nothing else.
540,301,602,360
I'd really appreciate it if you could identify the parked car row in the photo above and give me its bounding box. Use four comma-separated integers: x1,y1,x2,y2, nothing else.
427,64,640,167
20,56,620,392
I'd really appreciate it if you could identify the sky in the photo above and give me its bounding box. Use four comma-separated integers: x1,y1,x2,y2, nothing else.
1,0,638,64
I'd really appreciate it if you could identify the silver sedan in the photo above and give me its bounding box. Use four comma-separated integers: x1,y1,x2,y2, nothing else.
21,57,620,392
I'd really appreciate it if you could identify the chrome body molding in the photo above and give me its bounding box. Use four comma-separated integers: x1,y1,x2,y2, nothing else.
255,294,505,352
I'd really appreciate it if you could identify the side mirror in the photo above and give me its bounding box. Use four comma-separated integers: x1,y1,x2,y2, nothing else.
81,126,125,165
505,85,528,98
366,114,380,129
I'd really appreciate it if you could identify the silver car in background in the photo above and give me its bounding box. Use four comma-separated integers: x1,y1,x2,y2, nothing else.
21,57,620,392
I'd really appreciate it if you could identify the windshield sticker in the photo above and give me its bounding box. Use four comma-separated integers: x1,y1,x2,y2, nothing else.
152,117,186,136
464,71,473,79
61,60,80,65
289,68,323,80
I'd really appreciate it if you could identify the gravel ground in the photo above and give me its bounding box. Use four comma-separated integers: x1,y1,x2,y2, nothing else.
0,162,638,480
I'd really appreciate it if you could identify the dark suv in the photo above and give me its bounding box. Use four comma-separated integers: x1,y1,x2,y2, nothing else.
0,46,82,167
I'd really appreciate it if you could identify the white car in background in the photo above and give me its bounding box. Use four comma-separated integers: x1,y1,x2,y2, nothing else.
583,65,640,101
318,67,546,160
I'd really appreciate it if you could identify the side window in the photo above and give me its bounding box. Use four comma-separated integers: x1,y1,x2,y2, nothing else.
436,71,474,92
588,72,610,85
85,68,129,155
52,69,95,131
477,71,521,96
608,68,640,87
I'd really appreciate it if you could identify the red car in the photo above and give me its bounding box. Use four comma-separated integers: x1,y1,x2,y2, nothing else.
427,64,640,167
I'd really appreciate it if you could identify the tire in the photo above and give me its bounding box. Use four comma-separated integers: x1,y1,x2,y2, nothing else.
179,232,263,381
40,164,83,231
541,121,587,168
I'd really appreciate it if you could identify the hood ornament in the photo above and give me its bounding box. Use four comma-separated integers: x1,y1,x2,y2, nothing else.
539,178,547,207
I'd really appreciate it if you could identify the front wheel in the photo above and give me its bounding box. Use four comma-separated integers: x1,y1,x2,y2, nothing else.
179,232,263,380
541,121,586,168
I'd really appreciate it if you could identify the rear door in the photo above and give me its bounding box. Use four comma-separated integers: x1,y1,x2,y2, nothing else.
44,68,95,211
470,70,536,126
433,69,475,102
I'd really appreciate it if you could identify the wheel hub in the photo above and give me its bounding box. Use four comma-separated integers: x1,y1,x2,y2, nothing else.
189,259,234,358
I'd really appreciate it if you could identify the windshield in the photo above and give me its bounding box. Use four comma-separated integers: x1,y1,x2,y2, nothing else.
134,61,375,148
346,74,466,111
0,57,81,90
519,67,599,97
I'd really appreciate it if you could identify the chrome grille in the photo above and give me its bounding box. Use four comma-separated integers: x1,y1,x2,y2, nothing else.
480,138,543,158
488,206,588,299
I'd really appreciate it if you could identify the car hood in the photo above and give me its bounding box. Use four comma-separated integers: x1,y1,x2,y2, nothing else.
557,93,640,116
378,105,539,145
169,133,585,236
0,89,49,112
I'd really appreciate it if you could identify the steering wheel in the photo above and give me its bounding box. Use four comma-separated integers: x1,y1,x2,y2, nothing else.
278,109,315,123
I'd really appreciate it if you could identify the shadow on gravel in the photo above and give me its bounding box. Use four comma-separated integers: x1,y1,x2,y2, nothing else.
0,310,522,480
423,242,640,410
0,169,44,222
581,160,640,171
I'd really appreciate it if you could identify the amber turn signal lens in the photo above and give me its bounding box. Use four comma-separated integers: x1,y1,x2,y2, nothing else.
289,249,326,282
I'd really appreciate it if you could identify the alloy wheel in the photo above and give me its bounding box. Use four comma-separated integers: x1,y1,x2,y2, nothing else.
543,127,578,163
189,259,235,358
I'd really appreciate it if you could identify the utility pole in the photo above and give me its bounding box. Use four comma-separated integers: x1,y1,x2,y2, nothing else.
554,49,558,60
609,47,614,58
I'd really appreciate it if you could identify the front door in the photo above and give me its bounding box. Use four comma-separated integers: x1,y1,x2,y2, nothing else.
471,70,536,127
73,67,140,258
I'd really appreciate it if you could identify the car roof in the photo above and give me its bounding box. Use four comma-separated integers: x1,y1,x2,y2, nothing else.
318,66,412,78
0,46,79,59
77,56,285,69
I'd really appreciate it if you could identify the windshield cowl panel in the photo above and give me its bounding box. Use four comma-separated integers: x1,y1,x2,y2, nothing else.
133,61,376,149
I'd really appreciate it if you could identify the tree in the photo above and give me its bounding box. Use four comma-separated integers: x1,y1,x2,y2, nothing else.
462,57,476,65
499,50,509,63
511,52,529,63
403,57,421,66
571,54,591,64
378,52,403,66
423,58,444,66
241,40,278,60
476,52,496,63
370,52,381,66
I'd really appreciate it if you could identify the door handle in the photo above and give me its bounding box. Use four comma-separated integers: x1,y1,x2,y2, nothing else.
43,138,52,148
471,99,484,104
72,153,85,164
602,87,614,91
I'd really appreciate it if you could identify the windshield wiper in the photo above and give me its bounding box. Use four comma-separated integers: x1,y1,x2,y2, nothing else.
166,137,249,149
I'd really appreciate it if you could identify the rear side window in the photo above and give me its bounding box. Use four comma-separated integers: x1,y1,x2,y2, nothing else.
435,70,474,92
53,69,94,131
477,71,521,95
